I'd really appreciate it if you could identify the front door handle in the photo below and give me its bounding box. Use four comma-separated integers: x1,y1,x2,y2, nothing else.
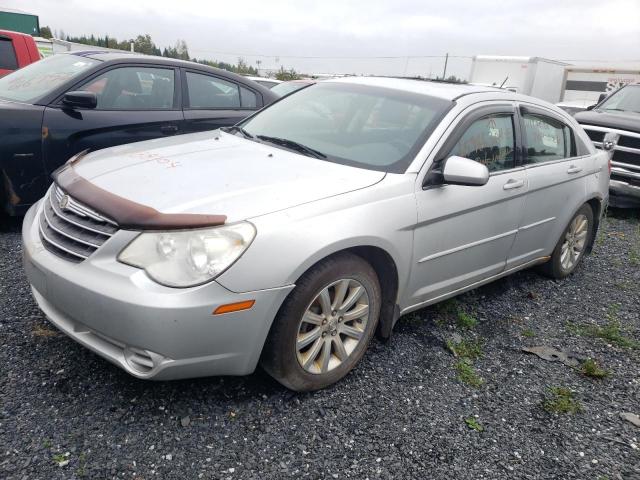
567,165,582,174
503,178,525,190
160,125,179,135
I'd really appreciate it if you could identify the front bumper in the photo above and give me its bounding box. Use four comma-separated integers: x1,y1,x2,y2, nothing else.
609,179,640,208
22,202,294,380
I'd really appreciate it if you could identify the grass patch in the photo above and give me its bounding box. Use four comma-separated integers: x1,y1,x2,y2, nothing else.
580,358,609,379
566,304,639,350
457,311,478,329
455,360,483,388
77,452,87,477
464,416,484,432
434,299,478,329
52,452,70,466
522,328,536,338
542,387,582,414
446,338,483,360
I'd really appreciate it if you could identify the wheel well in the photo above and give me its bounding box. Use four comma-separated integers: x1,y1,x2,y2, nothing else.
585,197,603,254
345,246,399,340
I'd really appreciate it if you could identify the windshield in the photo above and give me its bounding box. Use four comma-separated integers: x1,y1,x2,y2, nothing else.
598,85,640,114
241,82,452,172
271,81,311,97
0,54,99,103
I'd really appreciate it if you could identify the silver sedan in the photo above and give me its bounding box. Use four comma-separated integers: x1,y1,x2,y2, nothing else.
22,77,610,391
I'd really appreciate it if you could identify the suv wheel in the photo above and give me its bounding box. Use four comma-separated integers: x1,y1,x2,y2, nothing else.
261,252,381,391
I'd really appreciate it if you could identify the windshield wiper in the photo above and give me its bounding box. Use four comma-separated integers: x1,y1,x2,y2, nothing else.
221,125,254,139
256,135,327,159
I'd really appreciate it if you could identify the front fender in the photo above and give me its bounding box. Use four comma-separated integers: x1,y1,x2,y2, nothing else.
216,175,417,296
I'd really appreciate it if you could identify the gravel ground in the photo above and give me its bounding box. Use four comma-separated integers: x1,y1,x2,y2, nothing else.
1,210,639,480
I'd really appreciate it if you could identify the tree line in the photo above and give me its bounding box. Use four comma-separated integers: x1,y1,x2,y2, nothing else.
39,28,266,76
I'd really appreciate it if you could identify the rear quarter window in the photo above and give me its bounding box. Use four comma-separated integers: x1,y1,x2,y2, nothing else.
0,38,18,70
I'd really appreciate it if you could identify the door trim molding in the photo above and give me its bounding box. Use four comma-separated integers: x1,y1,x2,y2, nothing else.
418,229,517,263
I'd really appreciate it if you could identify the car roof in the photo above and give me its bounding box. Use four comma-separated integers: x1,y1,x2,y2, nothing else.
71,50,205,68
328,76,508,101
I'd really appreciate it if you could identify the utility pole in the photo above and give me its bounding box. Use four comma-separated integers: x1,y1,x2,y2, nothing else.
442,53,449,80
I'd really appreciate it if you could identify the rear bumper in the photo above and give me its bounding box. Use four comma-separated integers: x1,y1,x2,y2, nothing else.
22,202,294,380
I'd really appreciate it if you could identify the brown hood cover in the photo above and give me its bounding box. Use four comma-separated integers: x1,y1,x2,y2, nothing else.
53,165,227,231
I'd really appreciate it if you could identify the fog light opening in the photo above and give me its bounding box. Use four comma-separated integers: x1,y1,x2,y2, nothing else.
124,346,156,374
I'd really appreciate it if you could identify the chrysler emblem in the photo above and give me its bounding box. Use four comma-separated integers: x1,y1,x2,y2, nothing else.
59,194,70,210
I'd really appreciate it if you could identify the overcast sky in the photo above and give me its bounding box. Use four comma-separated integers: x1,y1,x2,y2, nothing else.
5,0,640,78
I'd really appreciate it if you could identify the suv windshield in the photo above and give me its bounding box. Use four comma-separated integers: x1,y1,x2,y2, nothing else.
241,82,452,172
0,54,99,103
598,85,640,114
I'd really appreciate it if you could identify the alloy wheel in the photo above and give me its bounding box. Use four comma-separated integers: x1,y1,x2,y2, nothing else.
296,278,370,374
560,213,589,271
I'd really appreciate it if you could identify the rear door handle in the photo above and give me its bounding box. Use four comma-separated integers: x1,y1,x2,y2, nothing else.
567,165,582,174
503,178,525,190
160,125,179,135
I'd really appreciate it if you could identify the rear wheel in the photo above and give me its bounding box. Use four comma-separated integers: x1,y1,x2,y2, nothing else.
261,252,381,391
539,204,593,279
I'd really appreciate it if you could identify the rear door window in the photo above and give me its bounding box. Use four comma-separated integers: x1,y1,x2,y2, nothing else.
522,114,575,163
186,72,241,108
0,38,18,70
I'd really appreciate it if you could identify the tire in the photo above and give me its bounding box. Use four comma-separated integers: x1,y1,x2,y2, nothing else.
261,252,381,391
539,204,594,279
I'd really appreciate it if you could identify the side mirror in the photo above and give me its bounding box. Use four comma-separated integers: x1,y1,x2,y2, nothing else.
443,156,489,186
598,92,607,103
62,91,97,109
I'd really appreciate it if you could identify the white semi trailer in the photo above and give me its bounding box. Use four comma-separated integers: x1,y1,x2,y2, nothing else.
559,67,640,111
469,55,568,103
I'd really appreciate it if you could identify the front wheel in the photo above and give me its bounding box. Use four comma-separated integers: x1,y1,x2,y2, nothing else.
539,204,594,279
261,252,381,391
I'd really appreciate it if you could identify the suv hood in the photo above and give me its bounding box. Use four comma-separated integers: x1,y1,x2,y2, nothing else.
574,109,640,133
73,131,386,222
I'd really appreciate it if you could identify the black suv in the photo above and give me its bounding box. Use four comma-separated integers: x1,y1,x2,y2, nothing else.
0,51,277,216
575,84,640,207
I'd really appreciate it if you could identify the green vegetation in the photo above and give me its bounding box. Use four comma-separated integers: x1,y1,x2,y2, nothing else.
580,358,609,379
457,311,478,329
274,65,301,81
52,452,70,466
77,452,87,477
446,338,483,360
542,387,582,414
45,30,263,76
566,304,638,349
464,416,484,432
455,360,484,388
43,439,52,448
522,328,536,338
434,299,479,330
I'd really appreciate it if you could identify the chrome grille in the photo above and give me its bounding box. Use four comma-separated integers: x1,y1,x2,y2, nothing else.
39,185,118,262
581,124,640,185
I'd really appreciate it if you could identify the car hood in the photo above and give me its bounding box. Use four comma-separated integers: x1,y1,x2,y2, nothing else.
73,131,386,222
574,109,640,133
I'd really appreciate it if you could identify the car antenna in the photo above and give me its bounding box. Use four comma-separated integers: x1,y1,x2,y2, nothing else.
499,76,509,88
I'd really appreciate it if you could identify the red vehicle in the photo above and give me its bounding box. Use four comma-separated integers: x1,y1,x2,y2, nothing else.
0,30,40,77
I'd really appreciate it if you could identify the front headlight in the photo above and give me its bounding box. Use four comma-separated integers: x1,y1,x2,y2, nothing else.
118,222,256,287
